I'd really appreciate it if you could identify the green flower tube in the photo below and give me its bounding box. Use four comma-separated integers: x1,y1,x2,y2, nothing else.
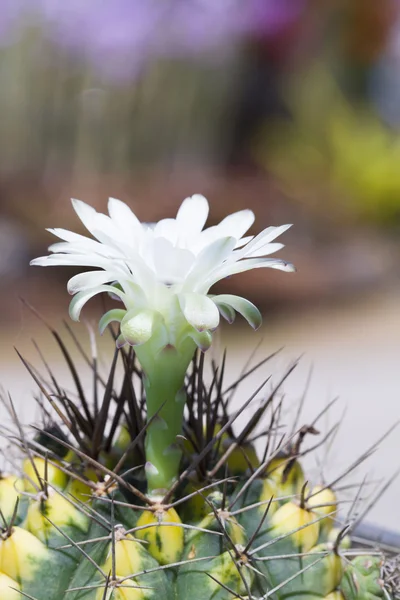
136,339,195,493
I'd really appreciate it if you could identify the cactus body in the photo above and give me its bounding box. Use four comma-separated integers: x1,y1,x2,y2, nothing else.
0,336,393,600
0,450,389,600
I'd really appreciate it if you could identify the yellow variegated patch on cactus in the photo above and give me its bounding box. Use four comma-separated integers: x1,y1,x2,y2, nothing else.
270,501,320,552
136,507,184,565
0,526,48,582
23,457,68,494
0,476,20,522
0,572,21,600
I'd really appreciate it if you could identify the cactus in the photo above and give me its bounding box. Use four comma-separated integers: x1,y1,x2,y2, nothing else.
0,195,396,599
0,328,394,600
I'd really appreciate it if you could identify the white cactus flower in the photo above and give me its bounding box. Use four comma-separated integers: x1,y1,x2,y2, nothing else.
31,195,295,351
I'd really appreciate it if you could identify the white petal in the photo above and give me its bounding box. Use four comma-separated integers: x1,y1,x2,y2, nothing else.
30,256,54,266
178,293,220,332
72,199,125,249
212,294,262,329
120,280,148,306
241,242,285,258
71,199,99,236
47,228,107,250
215,209,255,239
221,257,296,277
32,197,295,341
69,284,128,321
267,261,296,272
176,194,209,236
98,308,127,334
30,254,111,268
107,197,142,237
234,235,253,249
191,211,253,254
152,237,195,284
183,236,237,291
123,255,158,298
92,212,129,248
190,225,226,252
48,230,154,296
47,240,118,257
202,258,296,292
67,270,124,294
235,225,292,260
153,218,178,245
121,309,158,346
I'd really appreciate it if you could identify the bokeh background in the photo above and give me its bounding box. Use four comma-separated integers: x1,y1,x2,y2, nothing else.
0,0,399,530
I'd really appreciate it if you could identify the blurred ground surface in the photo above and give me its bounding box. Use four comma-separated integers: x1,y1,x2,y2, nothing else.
0,286,399,532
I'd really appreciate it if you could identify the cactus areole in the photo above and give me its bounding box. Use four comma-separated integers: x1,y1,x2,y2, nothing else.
32,195,294,495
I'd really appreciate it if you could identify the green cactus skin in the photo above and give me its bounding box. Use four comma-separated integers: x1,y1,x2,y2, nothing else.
341,556,386,600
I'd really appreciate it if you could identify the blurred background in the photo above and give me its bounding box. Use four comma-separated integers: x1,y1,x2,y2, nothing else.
0,0,400,529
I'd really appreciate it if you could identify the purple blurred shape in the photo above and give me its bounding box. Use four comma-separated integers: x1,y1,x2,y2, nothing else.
1,0,305,78
249,0,305,36
0,0,31,43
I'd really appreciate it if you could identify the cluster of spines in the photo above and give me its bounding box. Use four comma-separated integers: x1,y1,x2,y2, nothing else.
0,307,396,599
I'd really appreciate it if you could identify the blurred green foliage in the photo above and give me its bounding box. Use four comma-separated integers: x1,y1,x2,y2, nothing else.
258,68,400,227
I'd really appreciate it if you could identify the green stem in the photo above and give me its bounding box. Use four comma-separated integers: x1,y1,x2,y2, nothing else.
135,339,196,495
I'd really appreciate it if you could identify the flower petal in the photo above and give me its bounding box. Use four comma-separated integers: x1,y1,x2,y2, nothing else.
212,294,262,330
98,309,127,335
107,197,142,238
121,309,159,346
234,225,292,260
67,270,125,294
183,236,237,292
176,194,209,237
243,242,285,258
47,240,121,258
69,284,128,321
71,199,100,237
178,293,220,332
92,212,131,249
153,237,195,284
72,199,128,250
69,289,103,322
215,209,255,239
32,196,295,347
47,228,112,253
119,281,148,306
153,218,178,245
234,235,253,249
30,254,112,269
203,257,296,291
